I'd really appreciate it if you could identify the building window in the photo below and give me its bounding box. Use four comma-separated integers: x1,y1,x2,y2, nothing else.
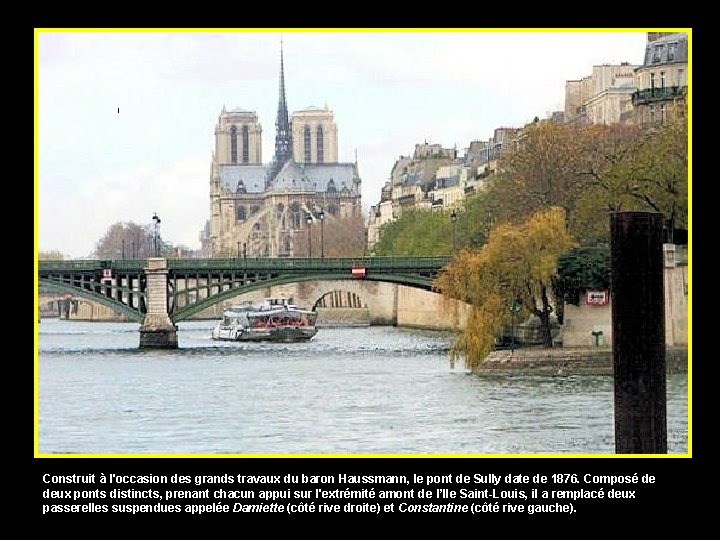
236,205,246,221
304,125,311,162
667,42,677,61
242,125,249,163
326,179,337,193
652,44,664,63
650,72,655,89
678,69,686,86
230,126,238,164
660,71,666,88
290,202,302,229
316,127,324,163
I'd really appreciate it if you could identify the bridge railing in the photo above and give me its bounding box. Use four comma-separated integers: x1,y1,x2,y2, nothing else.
165,256,451,272
38,260,148,273
39,256,452,274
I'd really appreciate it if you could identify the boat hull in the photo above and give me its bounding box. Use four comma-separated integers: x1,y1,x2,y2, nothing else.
211,326,317,343
211,298,318,343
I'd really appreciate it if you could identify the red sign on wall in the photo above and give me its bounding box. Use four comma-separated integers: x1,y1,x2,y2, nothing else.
586,290,608,305
351,264,367,278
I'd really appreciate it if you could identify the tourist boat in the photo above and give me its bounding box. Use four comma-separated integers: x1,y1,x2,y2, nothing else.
211,298,318,342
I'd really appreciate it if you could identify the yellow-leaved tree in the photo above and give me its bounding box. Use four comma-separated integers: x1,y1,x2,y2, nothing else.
434,207,575,370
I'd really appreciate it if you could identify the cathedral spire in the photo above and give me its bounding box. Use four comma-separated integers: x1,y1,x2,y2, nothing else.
269,38,293,184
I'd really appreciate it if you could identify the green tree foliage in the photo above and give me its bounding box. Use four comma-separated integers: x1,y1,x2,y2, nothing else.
575,112,688,242
434,207,575,368
490,121,587,231
456,190,495,249
570,122,643,242
372,192,496,257
489,117,688,245
373,208,453,256
554,247,610,308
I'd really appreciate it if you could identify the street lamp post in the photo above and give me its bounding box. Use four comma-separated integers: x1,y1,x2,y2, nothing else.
306,212,313,257
152,213,161,257
318,208,325,258
450,209,457,252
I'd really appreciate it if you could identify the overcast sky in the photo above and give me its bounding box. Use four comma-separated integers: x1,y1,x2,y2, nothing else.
36,30,652,258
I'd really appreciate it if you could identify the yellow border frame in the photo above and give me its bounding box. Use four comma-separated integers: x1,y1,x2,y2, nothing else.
34,27,691,460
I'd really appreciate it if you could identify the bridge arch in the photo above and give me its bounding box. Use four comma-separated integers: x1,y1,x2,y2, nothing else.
313,289,365,310
284,279,401,326
38,279,143,322
39,257,450,333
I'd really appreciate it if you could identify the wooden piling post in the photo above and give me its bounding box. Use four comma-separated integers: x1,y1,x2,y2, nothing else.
610,211,667,453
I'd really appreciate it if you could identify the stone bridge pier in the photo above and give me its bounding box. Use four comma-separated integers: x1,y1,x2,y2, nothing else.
139,258,178,348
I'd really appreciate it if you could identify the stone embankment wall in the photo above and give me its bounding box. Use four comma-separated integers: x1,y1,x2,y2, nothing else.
395,286,469,330
69,301,132,321
39,295,132,322
474,346,688,376
316,307,370,327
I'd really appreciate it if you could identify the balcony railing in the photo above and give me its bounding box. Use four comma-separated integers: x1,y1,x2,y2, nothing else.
632,86,685,105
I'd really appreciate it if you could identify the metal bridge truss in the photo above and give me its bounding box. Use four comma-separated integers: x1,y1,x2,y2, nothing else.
38,257,450,323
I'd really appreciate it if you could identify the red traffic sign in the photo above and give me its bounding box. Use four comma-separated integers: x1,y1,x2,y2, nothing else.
351,264,366,278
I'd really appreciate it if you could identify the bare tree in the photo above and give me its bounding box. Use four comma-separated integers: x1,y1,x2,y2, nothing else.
38,250,66,260
300,214,367,258
92,222,156,259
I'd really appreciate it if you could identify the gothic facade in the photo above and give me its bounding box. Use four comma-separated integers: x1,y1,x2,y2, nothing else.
203,44,363,257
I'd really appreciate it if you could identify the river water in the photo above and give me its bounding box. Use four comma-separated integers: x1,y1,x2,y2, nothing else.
37,319,688,455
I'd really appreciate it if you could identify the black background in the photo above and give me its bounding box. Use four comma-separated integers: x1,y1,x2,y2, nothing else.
31,14,698,527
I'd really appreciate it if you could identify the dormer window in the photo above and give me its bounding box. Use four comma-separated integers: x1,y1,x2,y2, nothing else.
652,44,664,63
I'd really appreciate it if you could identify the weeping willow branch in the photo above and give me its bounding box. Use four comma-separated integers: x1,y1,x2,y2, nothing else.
434,207,575,370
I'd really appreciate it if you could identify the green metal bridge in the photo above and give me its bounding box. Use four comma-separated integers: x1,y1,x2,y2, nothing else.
38,256,451,323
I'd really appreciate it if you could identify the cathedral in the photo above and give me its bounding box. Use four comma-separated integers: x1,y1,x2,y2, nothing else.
203,43,364,258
